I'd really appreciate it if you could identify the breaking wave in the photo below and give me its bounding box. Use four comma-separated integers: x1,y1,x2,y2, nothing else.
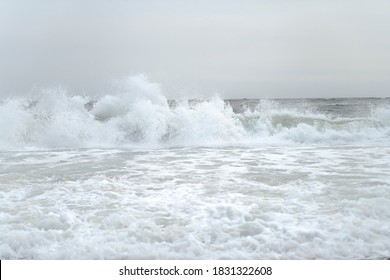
1,75,389,149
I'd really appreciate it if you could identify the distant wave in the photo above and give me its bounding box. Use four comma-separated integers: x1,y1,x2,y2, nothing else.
1,75,389,149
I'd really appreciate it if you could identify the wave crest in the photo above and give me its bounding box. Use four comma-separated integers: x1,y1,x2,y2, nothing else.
1,76,389,149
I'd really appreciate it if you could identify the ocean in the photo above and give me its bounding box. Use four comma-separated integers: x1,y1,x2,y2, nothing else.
1,81,390,259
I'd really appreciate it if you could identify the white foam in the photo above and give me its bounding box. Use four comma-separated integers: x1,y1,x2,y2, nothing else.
1,147,389,259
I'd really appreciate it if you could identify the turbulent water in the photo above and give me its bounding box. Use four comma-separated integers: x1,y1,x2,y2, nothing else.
1,76,390,259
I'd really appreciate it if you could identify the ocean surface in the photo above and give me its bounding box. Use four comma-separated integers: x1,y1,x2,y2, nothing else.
1,79,390,259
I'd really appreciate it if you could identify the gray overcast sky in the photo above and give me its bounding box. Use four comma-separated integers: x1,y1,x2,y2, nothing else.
0,0,389,98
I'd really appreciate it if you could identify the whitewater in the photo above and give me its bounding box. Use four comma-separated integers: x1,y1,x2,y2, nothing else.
1,75,390,259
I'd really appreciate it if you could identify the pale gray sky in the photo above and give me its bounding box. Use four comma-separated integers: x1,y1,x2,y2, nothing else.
0,0,389,98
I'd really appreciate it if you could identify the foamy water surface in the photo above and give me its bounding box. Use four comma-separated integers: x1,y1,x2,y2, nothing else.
1,76,390,259
1,146,389,259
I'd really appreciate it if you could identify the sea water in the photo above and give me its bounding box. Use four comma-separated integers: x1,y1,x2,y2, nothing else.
1,76,389,259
